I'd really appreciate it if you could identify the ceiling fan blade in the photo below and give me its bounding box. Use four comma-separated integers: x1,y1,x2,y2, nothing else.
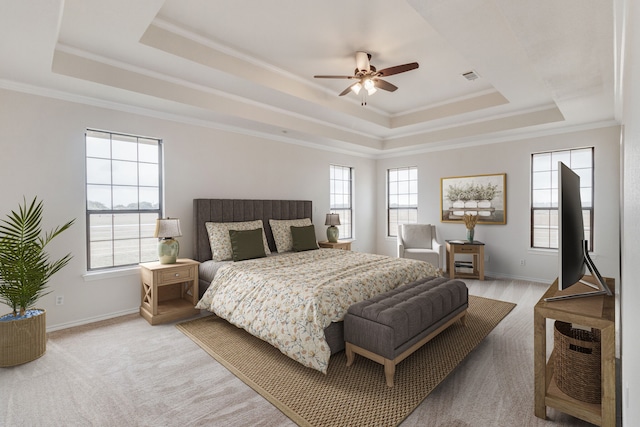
355,51,371,72
376,62,419,77
374,78,398,92
314,75,355,79
339,82,359,96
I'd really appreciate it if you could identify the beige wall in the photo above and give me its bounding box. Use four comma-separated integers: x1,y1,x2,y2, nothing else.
3,80,636,421
0,88,376,330
376,126,621,285
619,0,640,421
0,88,624,361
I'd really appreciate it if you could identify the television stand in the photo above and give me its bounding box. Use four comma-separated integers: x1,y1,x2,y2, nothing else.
544,288,608,302
534,276,616,426
546,240,612,302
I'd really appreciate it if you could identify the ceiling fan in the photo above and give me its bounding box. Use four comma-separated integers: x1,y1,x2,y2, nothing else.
314,51,419,105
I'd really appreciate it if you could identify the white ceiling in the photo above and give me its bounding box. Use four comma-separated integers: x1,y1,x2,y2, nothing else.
0,0,616,157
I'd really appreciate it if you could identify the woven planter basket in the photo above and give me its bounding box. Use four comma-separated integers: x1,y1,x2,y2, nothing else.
0,309,47,367
553,320,601,403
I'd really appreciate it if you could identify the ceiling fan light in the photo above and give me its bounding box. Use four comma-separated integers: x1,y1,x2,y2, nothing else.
367,86,377,96
351,82,362,95
363,78,375,91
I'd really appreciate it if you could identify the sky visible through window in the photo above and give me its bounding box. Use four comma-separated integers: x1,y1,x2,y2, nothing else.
388,166,418,237
330,165,353,239
86,130,162,269
531,148,593,250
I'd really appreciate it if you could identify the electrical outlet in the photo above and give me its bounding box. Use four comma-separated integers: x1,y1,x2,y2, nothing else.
55,295,64,306
626,383,629,409
520,259,526,266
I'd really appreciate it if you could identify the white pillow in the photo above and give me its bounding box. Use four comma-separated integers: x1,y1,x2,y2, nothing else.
269,218,312,253
205,220,271,261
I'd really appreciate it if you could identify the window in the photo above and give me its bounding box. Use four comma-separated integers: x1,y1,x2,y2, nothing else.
329,165,353,239
388,166,418,237
86,130,162,270
531,148,593,250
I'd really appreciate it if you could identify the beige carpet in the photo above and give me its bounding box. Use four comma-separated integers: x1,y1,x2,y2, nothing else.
177,295,515,427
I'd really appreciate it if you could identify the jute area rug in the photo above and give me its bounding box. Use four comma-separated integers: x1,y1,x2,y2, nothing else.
177,295,515,427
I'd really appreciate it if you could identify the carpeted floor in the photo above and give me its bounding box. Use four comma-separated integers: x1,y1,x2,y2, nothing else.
176,295,515,427
1,278,609,426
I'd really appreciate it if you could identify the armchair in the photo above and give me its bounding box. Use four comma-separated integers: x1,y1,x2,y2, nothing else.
397,224,444,270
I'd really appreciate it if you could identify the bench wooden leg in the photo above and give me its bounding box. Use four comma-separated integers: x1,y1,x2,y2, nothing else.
345,342,355,367
346,309,467,387
384,359,396,387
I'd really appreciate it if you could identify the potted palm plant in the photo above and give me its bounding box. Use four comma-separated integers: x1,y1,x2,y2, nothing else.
0,197,74,367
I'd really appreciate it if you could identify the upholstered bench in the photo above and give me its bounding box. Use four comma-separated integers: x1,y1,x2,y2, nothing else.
344,276,468,387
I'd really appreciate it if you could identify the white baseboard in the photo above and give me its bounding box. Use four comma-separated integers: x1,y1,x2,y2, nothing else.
483,270,555,284
45,273,552,333
46,308,140,332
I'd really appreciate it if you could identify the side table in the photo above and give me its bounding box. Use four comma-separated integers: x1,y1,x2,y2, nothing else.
534,277,616,426
318,240,353,250
139,258,200,325
445,240,485,280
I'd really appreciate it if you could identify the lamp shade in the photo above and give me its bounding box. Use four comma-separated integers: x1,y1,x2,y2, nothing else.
325,214,341,226
154,218,182,238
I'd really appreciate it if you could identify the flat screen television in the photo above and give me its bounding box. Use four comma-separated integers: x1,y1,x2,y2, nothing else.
544,162,612,302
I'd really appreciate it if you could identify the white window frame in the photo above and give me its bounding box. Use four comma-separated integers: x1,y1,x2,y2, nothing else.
531,147,594,251
329,164,353,239
388,166,418,237
85,129,163,270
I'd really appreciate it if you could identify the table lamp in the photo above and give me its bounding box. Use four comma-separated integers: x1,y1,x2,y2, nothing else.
325,213,340,243
154,218,182,264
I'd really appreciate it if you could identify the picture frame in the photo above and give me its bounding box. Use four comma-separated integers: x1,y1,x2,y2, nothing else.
440,173,506,224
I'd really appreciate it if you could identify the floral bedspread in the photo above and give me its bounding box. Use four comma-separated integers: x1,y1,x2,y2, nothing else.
195,249,438,373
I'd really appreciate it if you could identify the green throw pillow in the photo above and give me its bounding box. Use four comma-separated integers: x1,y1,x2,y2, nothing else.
291,225,319,252
229,228,267,261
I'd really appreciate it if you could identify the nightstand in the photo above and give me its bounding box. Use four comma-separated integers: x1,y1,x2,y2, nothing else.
139,258,200,325
445,240,485,280
318,240,353,250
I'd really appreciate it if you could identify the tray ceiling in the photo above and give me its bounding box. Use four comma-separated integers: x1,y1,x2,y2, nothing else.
0,0,616,156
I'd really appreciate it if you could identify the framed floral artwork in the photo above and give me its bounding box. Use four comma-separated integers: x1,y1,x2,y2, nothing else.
440,173,506,224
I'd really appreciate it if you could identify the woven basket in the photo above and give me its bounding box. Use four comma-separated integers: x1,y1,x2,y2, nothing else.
553,320,601,403
0,309,47,367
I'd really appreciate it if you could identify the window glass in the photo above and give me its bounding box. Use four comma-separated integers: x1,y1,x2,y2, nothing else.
388,166,418,237
86,130,162,270
531,148,593,250
329,165,353,239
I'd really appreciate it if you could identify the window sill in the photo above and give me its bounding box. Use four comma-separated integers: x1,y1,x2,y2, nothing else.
528,248,558,256
83,265,140,282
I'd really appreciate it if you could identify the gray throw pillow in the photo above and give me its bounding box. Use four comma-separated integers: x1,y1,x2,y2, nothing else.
291,225,319,252
229,228,267,261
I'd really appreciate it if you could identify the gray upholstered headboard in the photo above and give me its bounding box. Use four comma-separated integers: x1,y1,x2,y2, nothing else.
193,199,313,262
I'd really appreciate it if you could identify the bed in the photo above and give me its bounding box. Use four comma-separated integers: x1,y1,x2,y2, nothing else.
193,199,439,373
